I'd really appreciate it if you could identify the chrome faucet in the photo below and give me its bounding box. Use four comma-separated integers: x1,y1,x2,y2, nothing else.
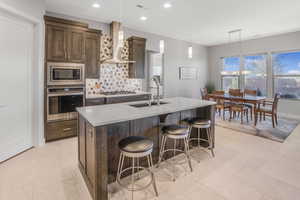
152,76,161,105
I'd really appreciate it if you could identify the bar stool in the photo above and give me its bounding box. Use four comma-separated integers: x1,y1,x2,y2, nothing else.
117,136,158,199
184,118,214,157
157,124,192,181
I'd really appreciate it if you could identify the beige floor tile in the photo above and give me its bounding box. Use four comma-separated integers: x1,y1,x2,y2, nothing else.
237,167,300,200
1,126,300,200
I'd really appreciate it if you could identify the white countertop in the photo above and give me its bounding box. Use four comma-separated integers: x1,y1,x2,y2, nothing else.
77,97,216,127
86,92,151,99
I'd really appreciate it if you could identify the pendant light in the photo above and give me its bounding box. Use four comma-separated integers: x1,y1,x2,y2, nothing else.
221,29,243,76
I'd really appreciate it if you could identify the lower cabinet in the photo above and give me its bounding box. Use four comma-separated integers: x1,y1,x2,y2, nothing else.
46,120,77,142
78,117,96,198
78,117,86,170
105,94,150,104
85,122,96,191
86,97,105,106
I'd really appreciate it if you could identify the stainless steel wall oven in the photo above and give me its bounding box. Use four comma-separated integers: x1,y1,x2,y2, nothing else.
47,87,84,122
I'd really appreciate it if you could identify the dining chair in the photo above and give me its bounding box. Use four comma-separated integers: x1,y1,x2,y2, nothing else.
212,90,231,120
229,91,250,124
229,89,241,96
255,93,280,128
244,89,257,96
244,89,258,120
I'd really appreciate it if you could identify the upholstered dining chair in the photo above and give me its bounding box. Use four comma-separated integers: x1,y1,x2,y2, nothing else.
244,89,258,120
255,93,280,128
229,91,250,124
212,90,231,120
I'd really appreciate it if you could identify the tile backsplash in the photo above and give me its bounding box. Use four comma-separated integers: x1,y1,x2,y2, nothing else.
86,64,142,96
86,33,143,97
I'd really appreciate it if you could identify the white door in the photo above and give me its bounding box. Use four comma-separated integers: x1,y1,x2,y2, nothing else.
0,10,34,162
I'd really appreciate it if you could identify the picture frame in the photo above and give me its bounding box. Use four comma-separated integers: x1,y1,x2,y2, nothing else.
179,67,198,80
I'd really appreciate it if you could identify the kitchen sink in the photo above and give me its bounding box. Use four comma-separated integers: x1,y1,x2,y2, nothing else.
129,101,169,108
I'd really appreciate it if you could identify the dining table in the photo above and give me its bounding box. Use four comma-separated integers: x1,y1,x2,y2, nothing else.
207,93,267,126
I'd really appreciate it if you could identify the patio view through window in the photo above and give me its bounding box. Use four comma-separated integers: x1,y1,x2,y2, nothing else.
273,51,300,99
244,55,267,96
221,57,240,92
221,51,300,99
221,55,267,95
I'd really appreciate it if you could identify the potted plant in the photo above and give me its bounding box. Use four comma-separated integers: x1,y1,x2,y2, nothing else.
205,82,215,94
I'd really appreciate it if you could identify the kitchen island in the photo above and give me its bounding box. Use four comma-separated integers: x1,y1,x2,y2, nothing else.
76,97,216,200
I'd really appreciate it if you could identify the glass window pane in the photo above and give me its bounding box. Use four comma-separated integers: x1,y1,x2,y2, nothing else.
273,52,300,75
222,76,239,92
274,77,300,99
244,55,267,96
222,57,240,75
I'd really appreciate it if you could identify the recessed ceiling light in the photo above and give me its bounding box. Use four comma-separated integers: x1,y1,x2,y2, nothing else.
92,3,101,8
140,16,147,21
163,2,172,8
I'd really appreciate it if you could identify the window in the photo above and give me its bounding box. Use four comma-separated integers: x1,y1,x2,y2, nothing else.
273,51,300,99
221,57,240,91
188,46,193,59
244,55,267,96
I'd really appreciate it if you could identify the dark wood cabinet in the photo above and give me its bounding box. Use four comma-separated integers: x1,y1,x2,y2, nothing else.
85,30,101,78
68,29,85,62
46,120,77,142
78,105,216,200
128,36,146,78
78,117,86,170
45,16,88,63
86,97,106,106
86,122,96,190
105,94,150,104
46,25,68,62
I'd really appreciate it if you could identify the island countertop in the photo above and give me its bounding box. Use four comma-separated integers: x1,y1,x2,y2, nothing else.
77,97,216,127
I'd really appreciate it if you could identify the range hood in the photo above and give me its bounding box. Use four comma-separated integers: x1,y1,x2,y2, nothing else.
101,21,135,64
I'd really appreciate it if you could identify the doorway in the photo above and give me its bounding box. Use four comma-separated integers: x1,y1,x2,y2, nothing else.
0,10,35,162
147,51,164,98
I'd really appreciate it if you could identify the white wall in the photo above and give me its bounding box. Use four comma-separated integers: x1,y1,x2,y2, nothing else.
0,0,45,20
0,0,46,146
124,28,208,98
46,12,209,99
208,31,300,118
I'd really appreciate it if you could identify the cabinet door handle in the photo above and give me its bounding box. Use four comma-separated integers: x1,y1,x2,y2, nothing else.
63,128,72,132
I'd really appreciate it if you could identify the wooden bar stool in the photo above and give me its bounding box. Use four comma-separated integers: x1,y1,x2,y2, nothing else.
117,136,158,199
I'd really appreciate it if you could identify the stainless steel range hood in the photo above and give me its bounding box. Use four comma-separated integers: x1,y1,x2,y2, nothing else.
101,21,135,64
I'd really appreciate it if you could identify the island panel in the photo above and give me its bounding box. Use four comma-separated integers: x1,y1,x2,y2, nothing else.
78,101,216,200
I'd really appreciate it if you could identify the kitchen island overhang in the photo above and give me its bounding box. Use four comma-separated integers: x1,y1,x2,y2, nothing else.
76,97,216,200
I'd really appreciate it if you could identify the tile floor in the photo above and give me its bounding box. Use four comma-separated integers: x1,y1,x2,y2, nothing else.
0,125,300,200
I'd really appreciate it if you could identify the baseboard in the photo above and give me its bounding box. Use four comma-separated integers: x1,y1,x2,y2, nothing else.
278,112,300,120
0,144,32,163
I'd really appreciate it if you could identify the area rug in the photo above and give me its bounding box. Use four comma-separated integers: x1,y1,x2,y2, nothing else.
215,113,300,143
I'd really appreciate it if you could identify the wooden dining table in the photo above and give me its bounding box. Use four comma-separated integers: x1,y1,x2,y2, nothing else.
207,93,266,126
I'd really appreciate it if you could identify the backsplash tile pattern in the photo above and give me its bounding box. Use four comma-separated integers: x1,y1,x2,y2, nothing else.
86,34,142,97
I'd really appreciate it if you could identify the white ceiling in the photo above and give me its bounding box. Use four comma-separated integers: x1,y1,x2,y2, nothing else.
46,0,300,46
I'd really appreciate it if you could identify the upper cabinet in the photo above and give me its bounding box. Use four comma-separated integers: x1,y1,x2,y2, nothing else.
85,30,101,79
46,25,68,62
45,16,87,63
128,36,146,79
68,29,85,62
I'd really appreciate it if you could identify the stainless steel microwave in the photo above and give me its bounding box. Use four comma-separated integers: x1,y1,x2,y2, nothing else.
47,62,85,86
